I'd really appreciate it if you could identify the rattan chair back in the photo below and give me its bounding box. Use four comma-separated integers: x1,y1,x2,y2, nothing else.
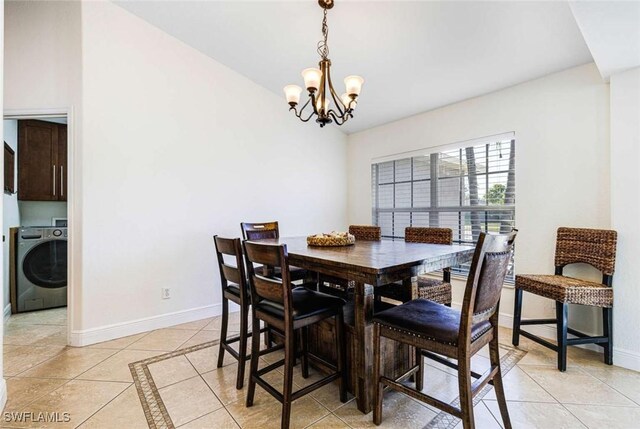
348,225,381,241
554,227,617,276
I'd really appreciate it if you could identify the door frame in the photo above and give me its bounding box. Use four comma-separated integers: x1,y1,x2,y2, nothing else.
3,107,76,346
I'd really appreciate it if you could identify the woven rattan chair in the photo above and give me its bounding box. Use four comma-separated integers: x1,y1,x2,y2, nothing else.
348,225,381,241
512,227,617,371
372,231,517,429
375,227,453,305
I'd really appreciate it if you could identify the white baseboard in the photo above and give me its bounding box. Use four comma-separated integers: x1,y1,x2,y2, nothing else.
3,304,11,323
69,303,221,347
0,378,7,412
610,347,640,373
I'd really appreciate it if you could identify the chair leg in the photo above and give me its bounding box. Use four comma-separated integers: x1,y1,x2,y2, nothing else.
603,307,613,365
373,323,383,426
218,298,229,368
236,304,249,389
246,312,261,407
281,328,295,429
415,347,424,391
457,354,475,429
336,309,347,403
301,326,310,379
512,288,523,346
489,333,512,429
556,301,568,372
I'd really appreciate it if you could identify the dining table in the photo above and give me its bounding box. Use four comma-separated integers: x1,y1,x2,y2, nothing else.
259,236,475,414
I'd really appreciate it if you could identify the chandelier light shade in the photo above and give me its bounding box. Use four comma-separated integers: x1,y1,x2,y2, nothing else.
284,0,364,127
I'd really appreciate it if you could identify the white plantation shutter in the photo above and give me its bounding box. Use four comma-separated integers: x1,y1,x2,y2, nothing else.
371,135,516,281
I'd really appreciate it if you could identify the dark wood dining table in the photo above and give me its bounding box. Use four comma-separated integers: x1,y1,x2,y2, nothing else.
260,236,475,413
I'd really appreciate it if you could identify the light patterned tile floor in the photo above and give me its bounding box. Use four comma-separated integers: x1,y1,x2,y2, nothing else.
3,308,640,428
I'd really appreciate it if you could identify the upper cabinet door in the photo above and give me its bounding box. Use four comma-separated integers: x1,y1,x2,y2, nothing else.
58,125,67,201
18,120,59,201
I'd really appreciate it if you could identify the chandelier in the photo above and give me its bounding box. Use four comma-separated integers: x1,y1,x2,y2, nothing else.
283,0,364,128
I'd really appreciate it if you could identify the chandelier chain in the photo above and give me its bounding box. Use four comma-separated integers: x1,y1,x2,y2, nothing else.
317,8,329,60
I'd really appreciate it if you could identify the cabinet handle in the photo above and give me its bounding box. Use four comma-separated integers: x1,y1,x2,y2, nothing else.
60,166,64,197
53,165,56,197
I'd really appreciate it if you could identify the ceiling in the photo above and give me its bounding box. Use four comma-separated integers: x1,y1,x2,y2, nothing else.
114,1,593,134
570,1,640,80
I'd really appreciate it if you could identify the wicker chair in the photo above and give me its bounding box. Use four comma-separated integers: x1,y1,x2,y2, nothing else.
512,227,617,371
348,225,381,241
375,227,453,305
373,231,517,429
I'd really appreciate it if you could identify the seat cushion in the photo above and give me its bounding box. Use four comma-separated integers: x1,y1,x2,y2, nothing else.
258,286,346,320
516,275,613,307
416,277,452,305
373,299,491,345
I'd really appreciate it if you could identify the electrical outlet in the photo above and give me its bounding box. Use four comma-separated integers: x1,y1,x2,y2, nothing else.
161,288,171,299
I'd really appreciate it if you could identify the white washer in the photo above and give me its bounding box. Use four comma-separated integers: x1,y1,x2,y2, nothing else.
16,227,68,312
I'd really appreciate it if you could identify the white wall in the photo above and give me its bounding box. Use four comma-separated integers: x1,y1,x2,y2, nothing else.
348,63,610,338
610,66,640,371
5,1,348,345
19,201,67,226
2,120,19,315
75,1,347,341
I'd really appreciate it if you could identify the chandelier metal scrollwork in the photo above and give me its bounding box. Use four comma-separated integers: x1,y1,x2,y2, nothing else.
283,0,364,128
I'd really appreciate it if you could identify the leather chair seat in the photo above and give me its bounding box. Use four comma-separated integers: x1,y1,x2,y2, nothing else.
257,286,346,320
373,299,491,346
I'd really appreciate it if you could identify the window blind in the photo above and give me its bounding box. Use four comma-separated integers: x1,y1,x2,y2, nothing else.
371,138,516,281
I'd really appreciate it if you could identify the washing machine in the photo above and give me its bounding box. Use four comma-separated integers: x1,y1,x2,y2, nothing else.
16,227,68,312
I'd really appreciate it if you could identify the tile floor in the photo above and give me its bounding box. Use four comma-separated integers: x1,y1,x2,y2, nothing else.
2,308,640,428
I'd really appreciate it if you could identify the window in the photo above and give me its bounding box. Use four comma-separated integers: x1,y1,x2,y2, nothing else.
371,137,515,281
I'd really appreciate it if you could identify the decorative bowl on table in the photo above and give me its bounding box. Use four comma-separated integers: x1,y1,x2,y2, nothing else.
307,231,355,247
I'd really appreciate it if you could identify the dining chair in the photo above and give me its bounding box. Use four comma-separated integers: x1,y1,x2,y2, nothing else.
375,227,453,305
512,227,617,371
243,240,348,429
372,231,517,429
349,224,381,241
213,235,273,389
240,221,307,282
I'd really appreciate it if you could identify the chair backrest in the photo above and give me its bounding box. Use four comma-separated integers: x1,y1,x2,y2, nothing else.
243,240,294,320
213,235,248,304
241,221,280,241
554,227,617,277
460,231,517,341
349,225,381,241
405,227,452,245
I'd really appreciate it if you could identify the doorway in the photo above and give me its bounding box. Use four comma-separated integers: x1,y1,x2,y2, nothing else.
3,110,71,347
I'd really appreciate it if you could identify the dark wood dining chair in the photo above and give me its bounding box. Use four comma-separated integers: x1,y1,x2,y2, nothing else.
372,231,517,429
240,221,307,282
513,227,617,371
375,227,453,305
213,236,272,389
349,224,381,241
243,240,348,429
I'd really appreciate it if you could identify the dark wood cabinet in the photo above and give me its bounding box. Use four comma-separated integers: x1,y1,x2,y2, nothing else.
18,120,67,201
4,142,15,194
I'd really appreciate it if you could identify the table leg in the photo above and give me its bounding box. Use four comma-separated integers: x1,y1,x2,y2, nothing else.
354,281,374,413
